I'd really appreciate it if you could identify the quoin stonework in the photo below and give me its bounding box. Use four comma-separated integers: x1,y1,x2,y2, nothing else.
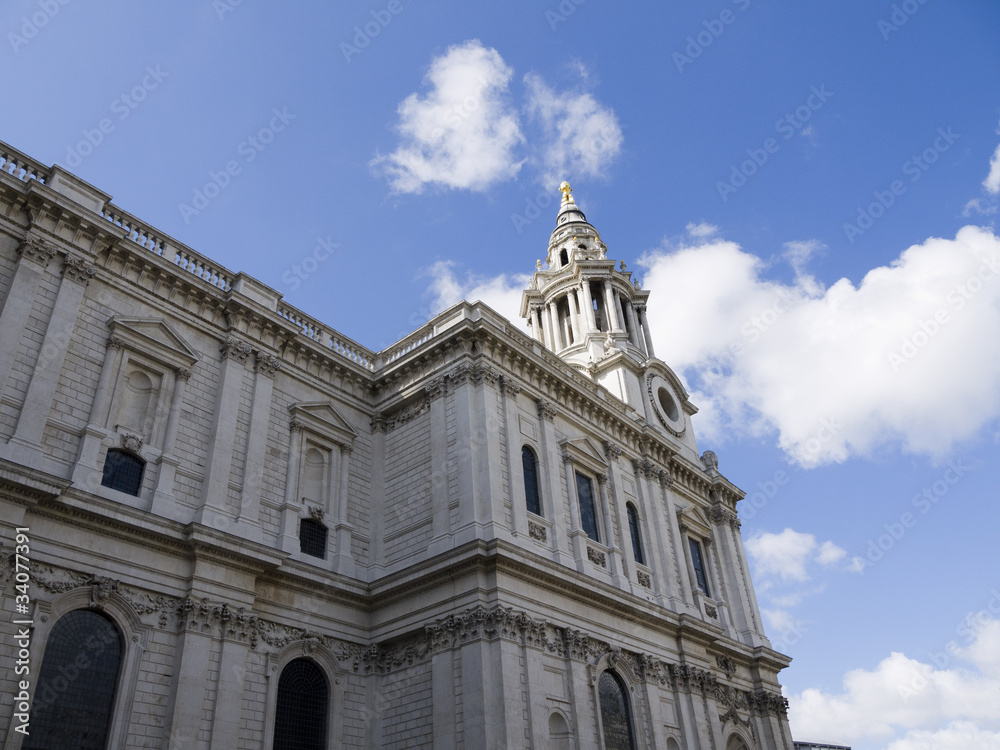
0,144,794,749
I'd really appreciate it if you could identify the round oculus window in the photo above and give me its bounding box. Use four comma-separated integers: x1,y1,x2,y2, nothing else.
647,374,685,435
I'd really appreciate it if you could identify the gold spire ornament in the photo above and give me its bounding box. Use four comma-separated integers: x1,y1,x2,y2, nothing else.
558,181,575,204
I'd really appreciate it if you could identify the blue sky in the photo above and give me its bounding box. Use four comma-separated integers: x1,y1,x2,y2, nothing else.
4,2,1000,747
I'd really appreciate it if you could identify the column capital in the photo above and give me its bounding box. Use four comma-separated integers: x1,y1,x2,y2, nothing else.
62,255,98,285
500,377,521,399
220,336,253,364
537,399,557,421
175,367,193,383
604,441,622,461
425,376,446,400
16,234,58,267
254,352,282,377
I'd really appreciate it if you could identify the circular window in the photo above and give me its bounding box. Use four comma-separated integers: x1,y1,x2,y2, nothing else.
657,387,678,422
647,374,685,436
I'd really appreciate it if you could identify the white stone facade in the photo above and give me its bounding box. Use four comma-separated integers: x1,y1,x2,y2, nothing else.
0,144,794,749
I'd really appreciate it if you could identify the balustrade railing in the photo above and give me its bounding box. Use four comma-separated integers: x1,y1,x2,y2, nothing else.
0,143,50,184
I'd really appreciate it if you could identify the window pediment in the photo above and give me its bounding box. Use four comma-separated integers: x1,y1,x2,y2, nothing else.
107,316,199,369
677,504,712,539
559,436,608,474
289,402,357,447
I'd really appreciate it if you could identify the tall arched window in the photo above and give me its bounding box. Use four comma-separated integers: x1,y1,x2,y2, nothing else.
626,504,644,565
522,446,541,516
273,658,329,750
576,472,600,542
598,670,636,750
24,610,122,750
101,449,145,496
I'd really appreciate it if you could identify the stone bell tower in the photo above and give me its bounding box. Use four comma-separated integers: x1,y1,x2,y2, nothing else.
520,183,657,397
520,182,700,455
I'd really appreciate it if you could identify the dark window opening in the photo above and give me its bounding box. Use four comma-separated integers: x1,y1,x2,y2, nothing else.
598,671,636,750
273,658,329,750
101,448,145,496
300,518,328,559
590,281,608,332
627,504,644,565
24,610,122,750
559,248,569,266
576,472,599,542
522,446,541,516
557,296,574,346
690,538,711,596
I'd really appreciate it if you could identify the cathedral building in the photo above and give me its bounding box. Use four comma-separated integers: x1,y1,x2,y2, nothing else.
0,141,794,749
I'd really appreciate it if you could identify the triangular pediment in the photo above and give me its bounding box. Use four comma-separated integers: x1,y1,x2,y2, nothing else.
289,401,358,446
107,316,200,368
677,504,712,539
559,436,609,473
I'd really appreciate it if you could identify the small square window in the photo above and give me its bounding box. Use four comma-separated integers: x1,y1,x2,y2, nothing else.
299,518,328,559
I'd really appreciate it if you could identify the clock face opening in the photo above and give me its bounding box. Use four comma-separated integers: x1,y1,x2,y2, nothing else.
648,373,685,436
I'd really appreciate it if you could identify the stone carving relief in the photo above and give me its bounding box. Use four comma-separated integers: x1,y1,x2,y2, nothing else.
528,521,548,542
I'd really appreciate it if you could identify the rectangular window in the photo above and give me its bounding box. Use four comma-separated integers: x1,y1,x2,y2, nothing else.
689,538,710,596
576,472,600,542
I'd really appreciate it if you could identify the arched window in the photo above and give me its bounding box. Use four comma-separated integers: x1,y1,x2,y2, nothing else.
560,248,569,266
101,449,145,496
24,610,122,750
626,504,644,565
273,658,329,750
300,518,328,559
598,670,636,750
689,538,711,596
522,446,541,516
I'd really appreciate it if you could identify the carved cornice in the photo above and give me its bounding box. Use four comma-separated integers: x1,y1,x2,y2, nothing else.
220,336,253,363
377,397,431,433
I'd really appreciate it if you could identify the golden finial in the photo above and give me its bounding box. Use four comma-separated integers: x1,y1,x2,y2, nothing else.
559,181,575,204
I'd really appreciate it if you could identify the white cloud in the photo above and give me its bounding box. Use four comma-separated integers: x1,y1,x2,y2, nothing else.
984,142,1000,195
686,221,719,239
524,72,623,189
423,260,530,329
639,224,1000,466
371,40,524,193
816,539,846,566
789,617,1000,747
746,528,820,583
782,239,824,277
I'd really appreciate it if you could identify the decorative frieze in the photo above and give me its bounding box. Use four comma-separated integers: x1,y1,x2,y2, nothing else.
587,546,607,568
528,520,548,542
716,654,737,679
636,571,651,589
705,604,718,619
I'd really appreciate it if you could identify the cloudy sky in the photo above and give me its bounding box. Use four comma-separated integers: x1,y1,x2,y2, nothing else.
4,2,1000,747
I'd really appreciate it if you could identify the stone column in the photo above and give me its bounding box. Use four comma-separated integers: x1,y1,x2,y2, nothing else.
163,607,218,750
235,352,282,540
9,255,96,457
500,378,529,540
547,301,561,349
567,292,582,344
536,399,568,566
639,306,655,358
0,236,58,405
431,649,457,749
596,472,624,583
580,280,596,333
603,279,622,331
625,298,641,346
195,336,253,533
209,614,253,750
426,377,450,555
530,306,544,343
71,335,126,490
660,471,696,610
633,459,676,606
278,420,305,553
368,414,388,572
150,367,192,517
334,444,355,576
604,444,630,588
